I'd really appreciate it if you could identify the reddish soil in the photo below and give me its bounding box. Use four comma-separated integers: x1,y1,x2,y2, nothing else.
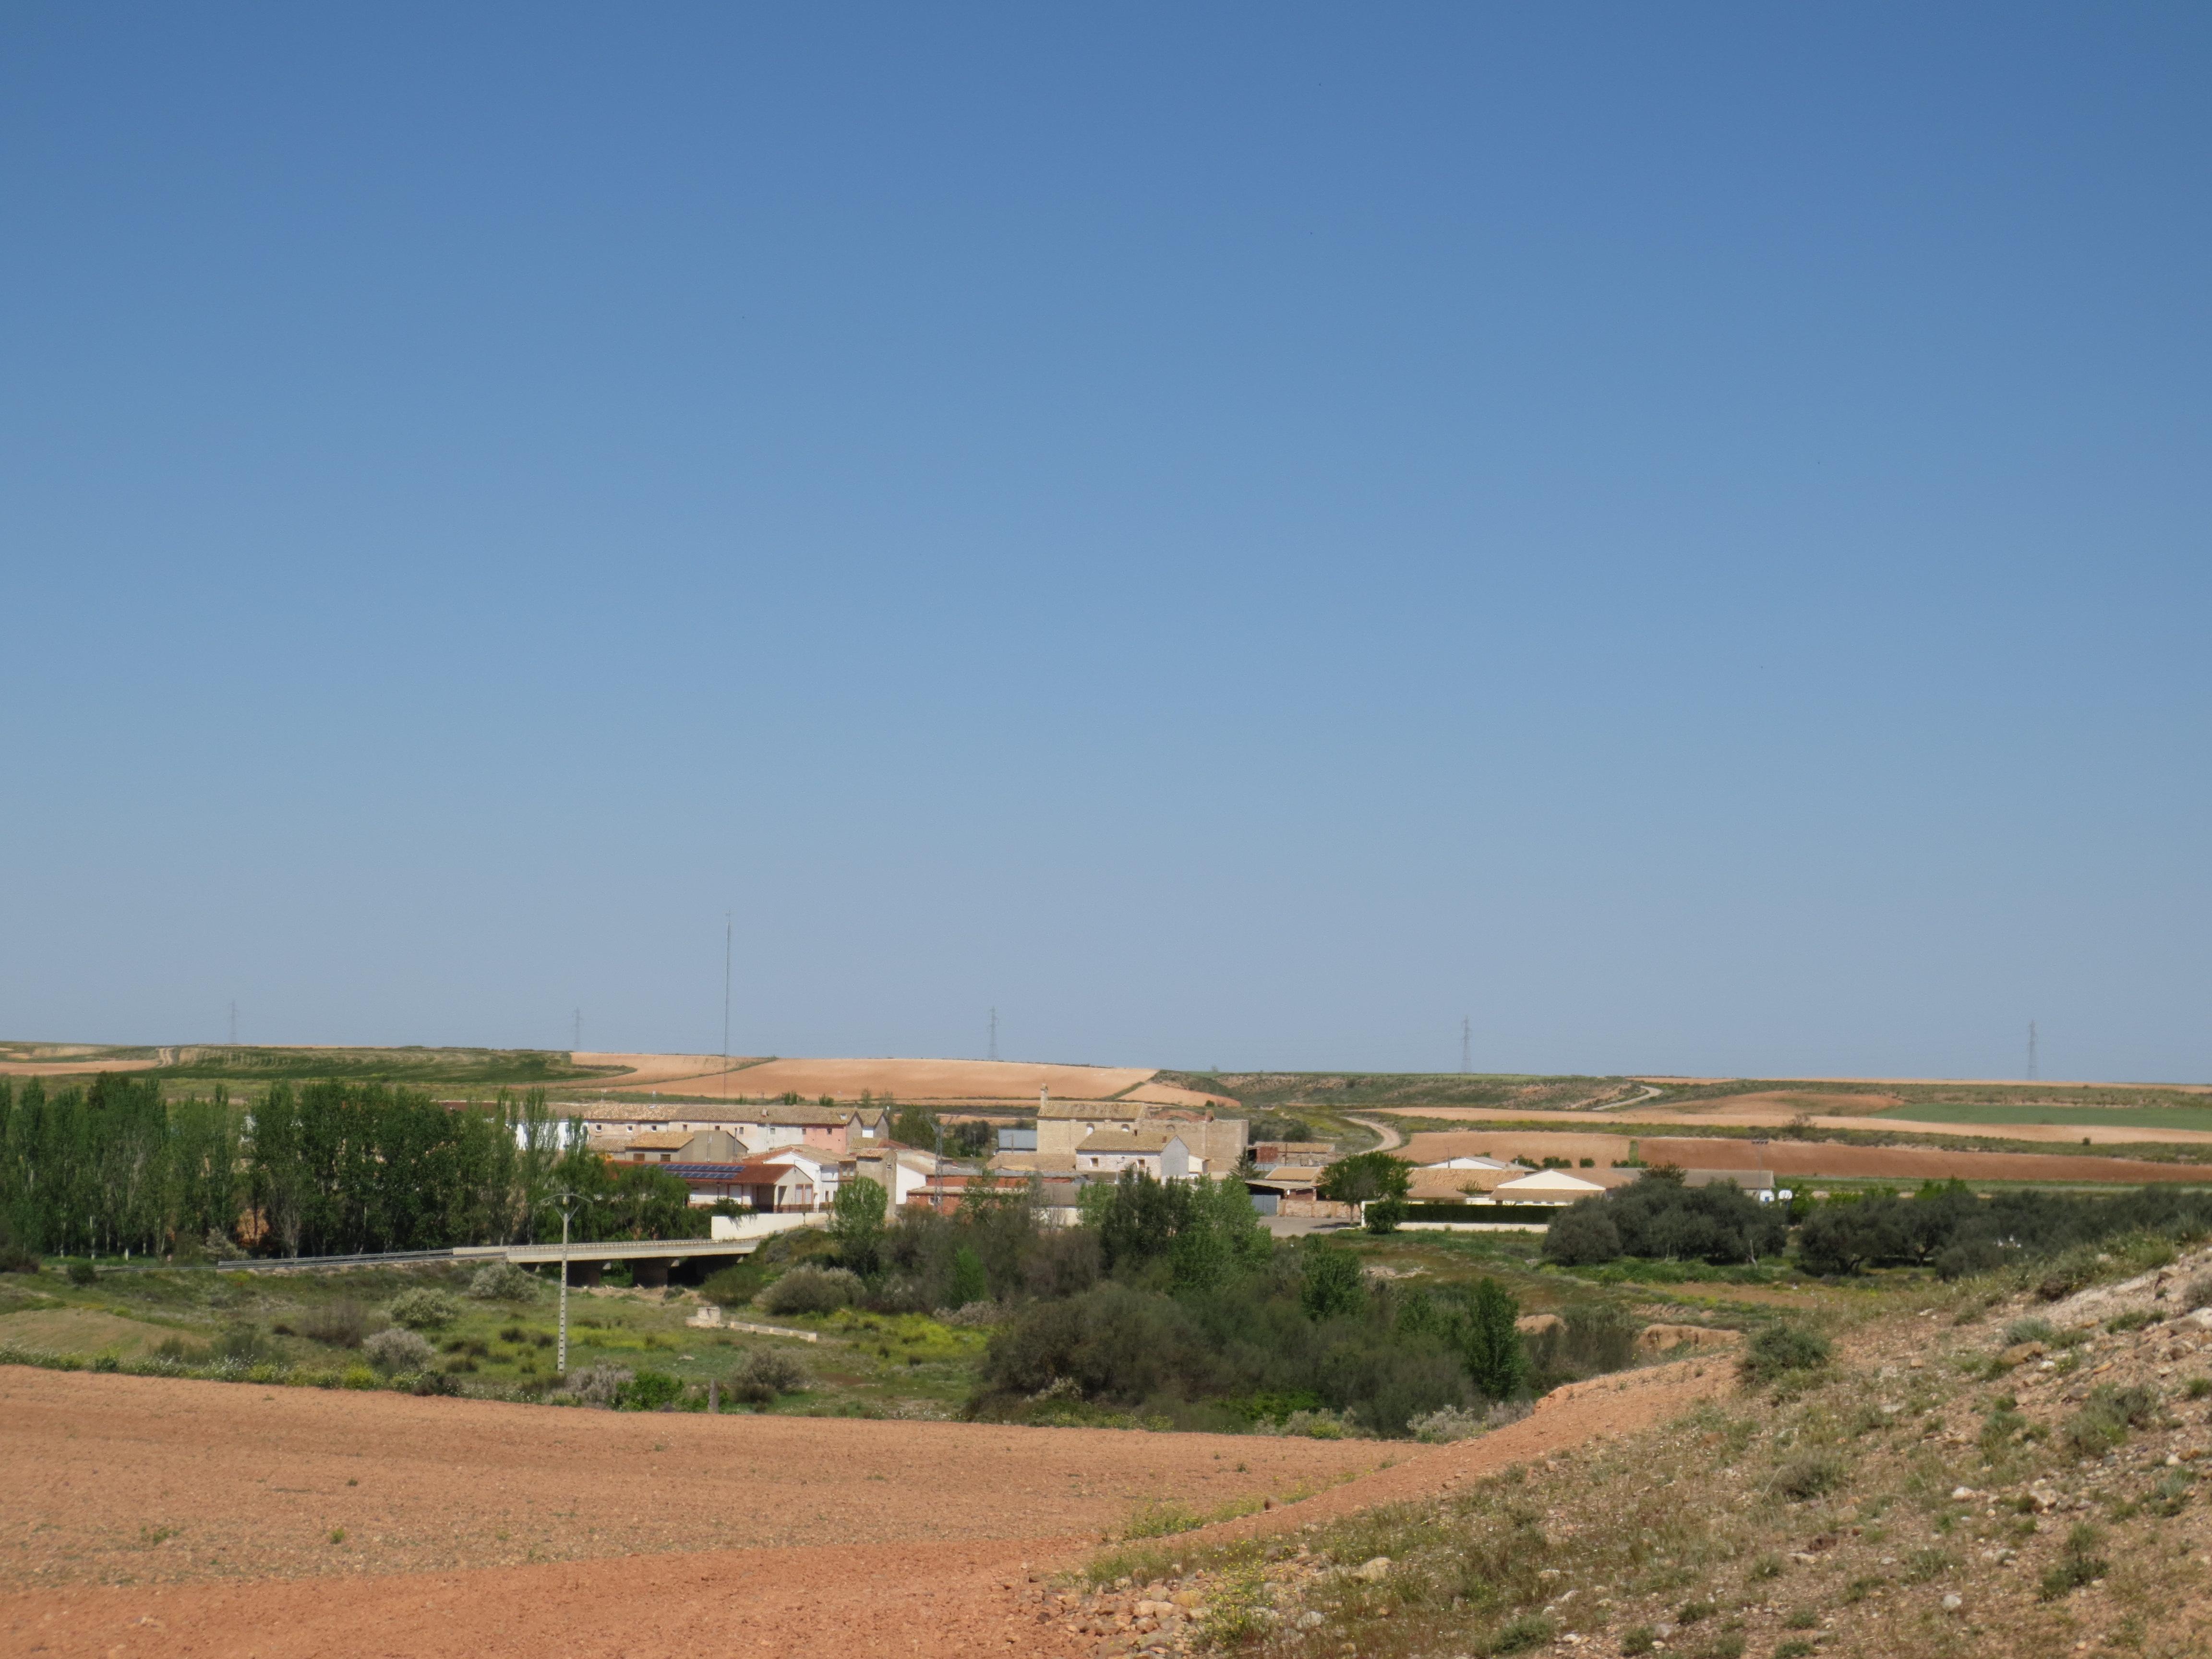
0,1357,1727,1659
1404,1129,2212,1185
1391,1105,2212,1148
579,1054,1157,1104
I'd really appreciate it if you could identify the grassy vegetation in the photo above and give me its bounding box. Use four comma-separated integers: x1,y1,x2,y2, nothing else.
1064,1239,2212,1659
144,1045,623,1088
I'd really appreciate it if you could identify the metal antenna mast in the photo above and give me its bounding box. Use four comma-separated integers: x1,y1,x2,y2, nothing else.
1461,1017,1471,1075
988,1007,998,1062
2028,1020,2038,1081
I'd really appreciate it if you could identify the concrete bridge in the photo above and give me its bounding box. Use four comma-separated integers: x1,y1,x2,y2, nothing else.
217,1212,825,1285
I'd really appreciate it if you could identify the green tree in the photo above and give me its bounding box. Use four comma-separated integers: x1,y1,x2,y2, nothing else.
1299,1239,1366,1320
891,1099,938,1149
1319,1151,1411,1205
1462,1277,1526,1400
830,1176,889,1274
950,1244,989,1307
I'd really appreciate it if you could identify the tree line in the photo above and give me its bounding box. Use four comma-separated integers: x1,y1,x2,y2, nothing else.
0,1075,702,1262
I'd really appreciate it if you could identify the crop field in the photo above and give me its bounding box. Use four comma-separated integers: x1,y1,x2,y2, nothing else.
1871,1100,2212,1134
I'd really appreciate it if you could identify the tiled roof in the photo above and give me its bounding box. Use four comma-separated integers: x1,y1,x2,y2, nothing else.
1075,1130,1174,1154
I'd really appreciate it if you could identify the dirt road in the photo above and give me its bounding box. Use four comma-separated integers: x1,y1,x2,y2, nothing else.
0,1358,1727,1659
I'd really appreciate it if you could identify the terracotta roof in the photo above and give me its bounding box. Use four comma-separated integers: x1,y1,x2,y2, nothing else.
990,1152,1080,1176
1075,1130,1175,1155
1255,1164,1328,1183
624,1130,693,1151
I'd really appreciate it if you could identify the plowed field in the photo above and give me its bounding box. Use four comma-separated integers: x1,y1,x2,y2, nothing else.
0,1359,1727,1658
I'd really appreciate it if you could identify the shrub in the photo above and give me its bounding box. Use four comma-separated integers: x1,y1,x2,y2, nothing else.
412,1370,462,1397
728,1347,810,1404
299,1301,368,1347
1540,1201,1623,1266
1742,1322,1831,1387
1775,1452,1846,1500
2061,1383,2160,1456
1364,1197,1407,1235
701,1261,769,1307
466,1262,543,1302
386,1288,462,1330
758,1265,862,1316
2186,1272,2212,1312
67,1260,97,1286
615,1369,685,1410
561,1362,633,1406
2038,1524,2108,1600
363,1327,437,1371
2003,1316,2056,1346
1523,1302,1639,1383
1492,1613,1553,1653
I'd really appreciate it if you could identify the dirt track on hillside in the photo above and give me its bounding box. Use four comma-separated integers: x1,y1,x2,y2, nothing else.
0,1358,1727,1659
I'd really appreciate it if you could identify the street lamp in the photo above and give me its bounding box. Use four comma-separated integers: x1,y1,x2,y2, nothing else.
544,1189,602,1377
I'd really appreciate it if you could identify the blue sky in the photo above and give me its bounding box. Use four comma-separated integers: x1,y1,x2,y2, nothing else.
3,5,2206,1081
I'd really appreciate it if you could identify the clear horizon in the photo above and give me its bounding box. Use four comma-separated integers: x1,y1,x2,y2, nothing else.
4,6,2207,1083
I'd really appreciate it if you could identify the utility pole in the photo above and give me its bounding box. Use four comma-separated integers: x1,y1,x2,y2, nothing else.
988,1007,998,1062
1461,1017,1471,1075
2028,1020,2038,1082
552,1190,583,1376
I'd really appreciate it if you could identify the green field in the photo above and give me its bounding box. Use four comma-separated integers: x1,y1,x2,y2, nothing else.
1872,1101,2212,1134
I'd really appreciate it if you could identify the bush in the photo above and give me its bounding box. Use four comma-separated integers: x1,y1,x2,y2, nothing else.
759,1265,862,1316
701,1261,769,1307
2003,1316,2057,1346
1318,1151,1412,1205
1742,1322,1831,1387
299,1301,369,1347
1493,1613,1554,1654
66,1260,97,1286
1364,1198,1407,1235
387,1287,462,1330
363,1327,437,1372
561,1362,632,1406
1775,1451,1846,1500
412,1370,462,1396
466,1262,543,1302
615,1369,685,1410
1541,1201,1623,1266
1524,1303,1639,1384
2185,1272,2212,1312
728,1347,811,1404
2062,1383,2160,1456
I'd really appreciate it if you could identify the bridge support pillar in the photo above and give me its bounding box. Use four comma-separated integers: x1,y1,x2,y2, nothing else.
630,1258,669,1288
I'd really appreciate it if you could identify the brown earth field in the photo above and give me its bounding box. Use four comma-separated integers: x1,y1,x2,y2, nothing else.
574,1053,1170,1104
1402,1129,2212,1185
0,1359,1724,1659
1382,1103,2212,1148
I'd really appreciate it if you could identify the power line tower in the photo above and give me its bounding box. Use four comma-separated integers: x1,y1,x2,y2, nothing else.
1461,1016,1471,1075
988,1007,998,1062
2028,1020,2038,1081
